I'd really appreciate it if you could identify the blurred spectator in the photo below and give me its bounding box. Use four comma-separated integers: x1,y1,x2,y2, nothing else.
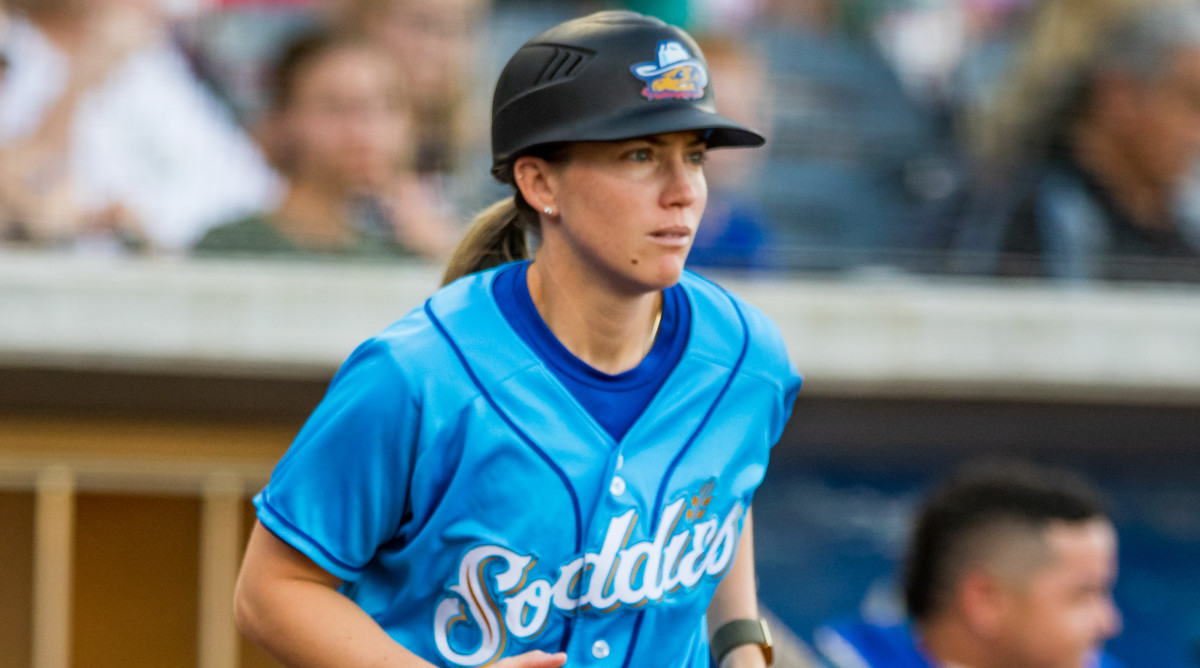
952,0,1035,119
172,0,323,124
335,0,488,180
735,1,966,272
686,0,767,34
815,460,1124,668
870,0,1033,114
0,0,278,253
686,36,778,271
960,0,1200,280
193,29,454,260
878,0,1036,265
757,0,836,33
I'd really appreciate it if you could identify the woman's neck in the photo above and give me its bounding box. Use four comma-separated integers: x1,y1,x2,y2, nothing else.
275,178,355,249
526,255,663,375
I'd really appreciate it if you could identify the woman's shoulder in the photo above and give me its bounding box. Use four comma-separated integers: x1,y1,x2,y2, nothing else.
679,271,796,386
369,304,459,374
365,270,502,374
679,271,785,341
326,303,471,412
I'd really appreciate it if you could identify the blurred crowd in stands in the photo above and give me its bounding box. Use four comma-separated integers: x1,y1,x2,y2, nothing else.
2,0,1200,281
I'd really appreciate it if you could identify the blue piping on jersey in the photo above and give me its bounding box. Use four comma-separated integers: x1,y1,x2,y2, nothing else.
258,495,366,575
424,300,583,654
621,285,752,668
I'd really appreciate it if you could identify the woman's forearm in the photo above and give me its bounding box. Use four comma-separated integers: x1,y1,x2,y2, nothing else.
236,522,567,668
707,508,768,668
235,522,436,668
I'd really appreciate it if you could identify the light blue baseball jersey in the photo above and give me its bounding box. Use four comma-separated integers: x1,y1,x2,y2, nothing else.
254,264,802,667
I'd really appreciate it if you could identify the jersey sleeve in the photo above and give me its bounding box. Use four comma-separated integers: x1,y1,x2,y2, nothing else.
254,337,419,582
774,357,802,448
739,300,802,449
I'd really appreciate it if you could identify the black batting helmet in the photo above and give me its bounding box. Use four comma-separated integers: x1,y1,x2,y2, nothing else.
490,11,764,179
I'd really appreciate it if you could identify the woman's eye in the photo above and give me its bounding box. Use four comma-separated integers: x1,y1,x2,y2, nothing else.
625,148,652,162
688,150,708,165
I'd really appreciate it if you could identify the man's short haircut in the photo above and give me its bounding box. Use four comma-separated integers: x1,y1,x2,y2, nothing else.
903,460,1109,622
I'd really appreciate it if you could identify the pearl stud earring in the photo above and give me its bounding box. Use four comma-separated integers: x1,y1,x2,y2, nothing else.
544,206,554,215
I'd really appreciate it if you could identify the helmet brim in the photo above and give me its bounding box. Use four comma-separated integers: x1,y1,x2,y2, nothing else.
494,103,764,170
587,103,765,149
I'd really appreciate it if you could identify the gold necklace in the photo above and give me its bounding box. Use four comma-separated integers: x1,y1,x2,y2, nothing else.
647,303,663,355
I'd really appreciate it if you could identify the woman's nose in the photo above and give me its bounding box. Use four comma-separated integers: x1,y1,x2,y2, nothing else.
659,155,703,209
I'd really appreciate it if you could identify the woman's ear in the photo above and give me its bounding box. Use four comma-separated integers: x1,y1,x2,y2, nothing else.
512,155,559,216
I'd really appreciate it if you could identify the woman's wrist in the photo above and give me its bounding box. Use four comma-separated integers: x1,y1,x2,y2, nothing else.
718,643,768,668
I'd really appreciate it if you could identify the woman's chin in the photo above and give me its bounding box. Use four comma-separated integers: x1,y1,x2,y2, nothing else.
636,256,688,291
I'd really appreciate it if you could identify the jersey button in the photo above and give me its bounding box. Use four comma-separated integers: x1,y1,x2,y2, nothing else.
591,639,611,659
609,475,626,496
616,454,624,469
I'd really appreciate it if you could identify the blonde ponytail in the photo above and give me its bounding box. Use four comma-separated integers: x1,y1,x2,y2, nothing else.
442,197,532,285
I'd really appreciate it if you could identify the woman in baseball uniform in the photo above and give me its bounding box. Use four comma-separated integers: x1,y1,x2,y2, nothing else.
235,11,801,668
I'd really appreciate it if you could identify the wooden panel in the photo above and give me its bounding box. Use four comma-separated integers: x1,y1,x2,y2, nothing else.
0,491,33,667
0,415,295,463
199,475,243,668
72,494,201,668
0,367,328,421
33,467,74,668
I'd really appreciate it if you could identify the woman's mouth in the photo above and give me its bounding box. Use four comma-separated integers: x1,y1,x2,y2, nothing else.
649,226,692,246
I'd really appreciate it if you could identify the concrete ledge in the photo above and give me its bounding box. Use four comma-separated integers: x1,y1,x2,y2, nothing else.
5,250,1200,404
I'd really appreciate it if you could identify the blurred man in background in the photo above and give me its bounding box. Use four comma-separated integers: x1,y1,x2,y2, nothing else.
816,460,1123,668
962,0,1200,280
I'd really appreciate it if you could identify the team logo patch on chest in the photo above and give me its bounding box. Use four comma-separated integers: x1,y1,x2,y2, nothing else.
630,40,709,100
433,494,745,666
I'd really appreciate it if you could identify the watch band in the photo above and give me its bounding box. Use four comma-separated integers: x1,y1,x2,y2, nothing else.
711,618,774,666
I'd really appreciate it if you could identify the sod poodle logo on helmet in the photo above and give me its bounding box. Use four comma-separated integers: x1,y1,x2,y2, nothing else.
631,40,709,100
